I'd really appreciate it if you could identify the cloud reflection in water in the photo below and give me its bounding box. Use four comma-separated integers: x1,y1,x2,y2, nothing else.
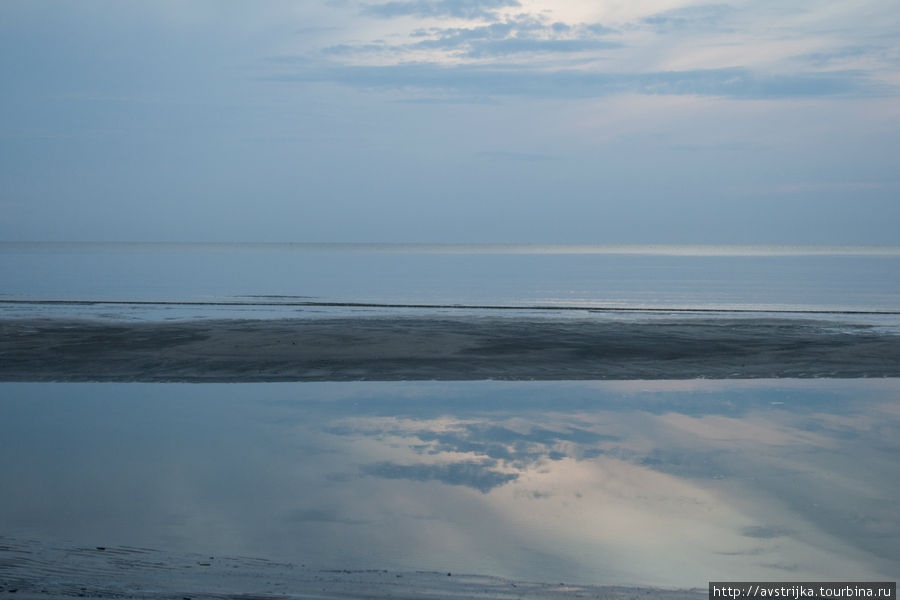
0,379,897,587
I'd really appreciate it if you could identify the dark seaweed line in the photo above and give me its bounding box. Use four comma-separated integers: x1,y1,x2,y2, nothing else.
1,299,899,315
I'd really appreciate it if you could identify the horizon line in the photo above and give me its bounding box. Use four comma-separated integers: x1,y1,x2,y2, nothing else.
2,241,900,256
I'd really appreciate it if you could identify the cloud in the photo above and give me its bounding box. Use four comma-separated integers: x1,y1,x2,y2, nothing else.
362,0,520,20
360,460,518,493
411,423,616,466
321,43,392,56
642,3,736,32
741,525,791,539
585,23,617,36
328,16,621,59
802,45,880,68
459,36,622,57
411,17,539,49
281,62,883,100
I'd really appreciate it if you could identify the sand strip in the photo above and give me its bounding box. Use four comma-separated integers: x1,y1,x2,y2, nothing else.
2,317,898,381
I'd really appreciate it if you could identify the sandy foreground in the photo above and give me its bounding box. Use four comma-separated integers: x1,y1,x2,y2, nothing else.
1,316,899,381
0,537,705,600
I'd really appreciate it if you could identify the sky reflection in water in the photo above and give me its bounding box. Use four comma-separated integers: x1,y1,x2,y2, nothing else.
0,380,897,587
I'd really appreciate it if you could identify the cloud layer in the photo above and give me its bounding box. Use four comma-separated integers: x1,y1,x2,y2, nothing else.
363,0,521,20
286,0,897,102
0,0,898,243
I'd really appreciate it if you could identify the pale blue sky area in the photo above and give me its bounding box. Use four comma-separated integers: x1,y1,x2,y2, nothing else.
1,0,898,243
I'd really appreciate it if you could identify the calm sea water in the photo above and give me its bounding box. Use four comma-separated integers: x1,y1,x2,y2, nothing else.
1,242,899,322
1,380,898,587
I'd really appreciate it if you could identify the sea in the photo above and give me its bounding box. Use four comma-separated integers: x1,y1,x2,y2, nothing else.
2,242,900,325
1,243,899,589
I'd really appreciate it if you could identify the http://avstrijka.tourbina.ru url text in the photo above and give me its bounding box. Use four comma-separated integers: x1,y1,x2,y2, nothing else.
709,582,896,600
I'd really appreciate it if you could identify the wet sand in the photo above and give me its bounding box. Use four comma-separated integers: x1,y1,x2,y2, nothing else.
0,537,703,600
2,316,898,381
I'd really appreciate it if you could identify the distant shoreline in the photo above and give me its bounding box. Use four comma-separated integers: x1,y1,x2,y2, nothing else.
2,316,899,382
4,240,900,256
2,298,899,315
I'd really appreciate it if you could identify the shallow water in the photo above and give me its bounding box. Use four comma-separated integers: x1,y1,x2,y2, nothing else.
2,244,900,324
1,379,897,588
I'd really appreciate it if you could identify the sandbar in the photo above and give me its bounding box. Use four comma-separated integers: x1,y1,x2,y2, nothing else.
2,316,898,381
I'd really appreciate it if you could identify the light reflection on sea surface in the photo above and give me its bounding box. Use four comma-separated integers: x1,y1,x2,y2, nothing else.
0,380,897,587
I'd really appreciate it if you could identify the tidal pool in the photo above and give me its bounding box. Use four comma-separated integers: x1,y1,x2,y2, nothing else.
1,380,897,588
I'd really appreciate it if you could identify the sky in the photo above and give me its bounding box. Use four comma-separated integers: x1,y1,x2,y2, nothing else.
0,0,898,244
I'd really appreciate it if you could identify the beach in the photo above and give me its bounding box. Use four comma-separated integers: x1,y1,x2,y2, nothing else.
4,0,900,588
3,245,899,597
2,316,898,382
0,537,708,600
